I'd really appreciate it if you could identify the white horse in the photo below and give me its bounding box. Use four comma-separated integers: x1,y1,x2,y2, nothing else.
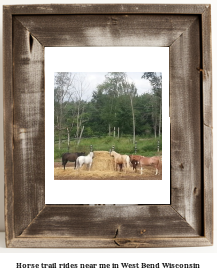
76,152,94,171
110,151,130,172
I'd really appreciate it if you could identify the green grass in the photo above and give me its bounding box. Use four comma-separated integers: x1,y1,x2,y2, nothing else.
54,136,162,161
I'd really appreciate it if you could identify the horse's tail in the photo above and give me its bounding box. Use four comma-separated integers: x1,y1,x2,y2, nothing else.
76,158,80,169
126,155,130,168
62,154,67,168
159,157,162,170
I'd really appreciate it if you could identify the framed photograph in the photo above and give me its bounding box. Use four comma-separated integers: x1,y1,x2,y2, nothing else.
45,47,170,205
4,4,213,247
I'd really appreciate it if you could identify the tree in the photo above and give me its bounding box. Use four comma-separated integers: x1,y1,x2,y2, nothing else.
124,82,137,144
73,74,89,145
54,72,75,149
141,72,162,137
90,72,138,142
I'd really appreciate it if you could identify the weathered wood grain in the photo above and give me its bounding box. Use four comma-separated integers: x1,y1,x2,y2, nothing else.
201,6,213,244
12,17,45,237
3,7,14,247
20,205,199,238
203,125,213,243
202,6,212,129
170,17,202,235
16,15,197,47
3,4,207,15
3,4,212,248
8,236,212,248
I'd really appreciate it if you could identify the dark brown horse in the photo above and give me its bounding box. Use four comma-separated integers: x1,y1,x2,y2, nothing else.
62,152,85,170
129,154,142,172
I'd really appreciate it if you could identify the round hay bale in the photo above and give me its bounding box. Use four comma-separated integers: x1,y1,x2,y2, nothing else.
91,151,114,171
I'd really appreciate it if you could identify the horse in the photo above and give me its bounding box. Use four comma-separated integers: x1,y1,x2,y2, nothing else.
138,156,162,175
110,151,130,172
76,152,94,171
62,152,85,170
129,154,142,172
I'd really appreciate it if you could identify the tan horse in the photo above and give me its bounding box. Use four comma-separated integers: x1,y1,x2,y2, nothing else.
139,156,162,175
110,151,130,172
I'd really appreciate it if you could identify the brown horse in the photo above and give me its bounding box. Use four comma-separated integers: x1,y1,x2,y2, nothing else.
110,151,130,172
139,156,162,175
129,154,142,172
62,152,85,170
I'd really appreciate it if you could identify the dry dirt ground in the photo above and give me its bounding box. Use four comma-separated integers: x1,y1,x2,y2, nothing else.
54,151,162,180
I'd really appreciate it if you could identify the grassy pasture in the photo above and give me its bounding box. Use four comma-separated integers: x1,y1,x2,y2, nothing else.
54,136,162,161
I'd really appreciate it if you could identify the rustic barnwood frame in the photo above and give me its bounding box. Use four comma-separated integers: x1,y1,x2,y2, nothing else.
4,4,212,248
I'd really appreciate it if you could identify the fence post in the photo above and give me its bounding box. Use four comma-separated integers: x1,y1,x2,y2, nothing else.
157,140,159,152
112,145,115,152
134,141,137,154
67,127,70,152
90,145,93,152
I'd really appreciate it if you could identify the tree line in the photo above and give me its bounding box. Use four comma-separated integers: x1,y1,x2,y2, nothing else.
54,72,162,150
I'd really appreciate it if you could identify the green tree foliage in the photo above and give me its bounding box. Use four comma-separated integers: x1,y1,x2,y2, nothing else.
141,72,162,137
54,72,162,148
54,72,75,149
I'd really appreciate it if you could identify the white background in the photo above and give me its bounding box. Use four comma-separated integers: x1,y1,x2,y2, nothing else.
0,0,216,276
45,47,170,204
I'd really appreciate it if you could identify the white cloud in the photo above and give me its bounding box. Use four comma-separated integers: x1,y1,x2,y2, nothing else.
70,72,153,99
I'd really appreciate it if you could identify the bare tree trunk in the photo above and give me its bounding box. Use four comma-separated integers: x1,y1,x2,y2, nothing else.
58,130,61,150
154,120,157,139
58,117,62,150
54,72,76,151
76,102,80,140
67,128,70,152
159,101,162,137
114,127,115,138
77,126,84,146
130,95,136,144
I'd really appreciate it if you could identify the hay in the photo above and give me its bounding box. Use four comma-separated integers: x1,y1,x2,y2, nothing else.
54,152,163,180
79,151,114,171
91,151,114,171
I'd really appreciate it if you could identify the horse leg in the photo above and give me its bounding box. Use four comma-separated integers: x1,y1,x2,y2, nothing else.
133,162,137,172
120,164,123,172
124,163,127,173
155,167,158,175
135,162,138,173
155,161,159,175
62,160,67,170
78,162,83,171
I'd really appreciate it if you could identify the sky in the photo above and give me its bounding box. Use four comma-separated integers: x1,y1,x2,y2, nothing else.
69,72,153,101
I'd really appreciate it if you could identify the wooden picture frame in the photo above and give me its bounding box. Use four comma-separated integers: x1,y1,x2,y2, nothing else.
3,4,213,248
